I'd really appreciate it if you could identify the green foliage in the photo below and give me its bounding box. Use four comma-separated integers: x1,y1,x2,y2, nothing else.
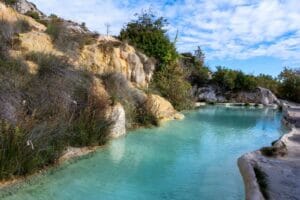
151,62,192,110
119,10,178,67
0,120,65,180
25,11,40,20
256,74,279,95
212,67,258,91
4,0,16,5
180,52,211,86
278,68,300,103
69,106,111,147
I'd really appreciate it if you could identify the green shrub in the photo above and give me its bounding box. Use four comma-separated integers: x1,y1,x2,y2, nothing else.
151,62,193,111
69,108,111,147
25,11,40,20
0,120,66,180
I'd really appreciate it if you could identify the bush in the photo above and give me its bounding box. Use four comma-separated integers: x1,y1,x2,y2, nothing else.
0,19,31,49
68,94,111,147
0,120,66,180
25,11,40,20
119,10,178,67
151,62,193,110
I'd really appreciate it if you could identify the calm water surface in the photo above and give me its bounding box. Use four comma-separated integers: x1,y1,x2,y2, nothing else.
1,106,286,200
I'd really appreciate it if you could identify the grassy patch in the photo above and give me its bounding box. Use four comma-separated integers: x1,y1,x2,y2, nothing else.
45,16,97,55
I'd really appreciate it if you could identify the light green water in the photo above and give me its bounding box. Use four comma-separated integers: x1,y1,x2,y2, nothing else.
1,106,286,200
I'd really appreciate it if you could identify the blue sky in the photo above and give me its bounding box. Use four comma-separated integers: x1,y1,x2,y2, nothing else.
30,0,300,76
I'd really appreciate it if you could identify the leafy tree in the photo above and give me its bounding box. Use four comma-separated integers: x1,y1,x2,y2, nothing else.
278,68,300,103
194,46,205,65
212,67,258,91
256,74,279,95
119,10,178,68
180,52,211,86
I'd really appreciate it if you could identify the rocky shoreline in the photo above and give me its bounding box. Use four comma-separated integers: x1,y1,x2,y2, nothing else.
238,101,300,200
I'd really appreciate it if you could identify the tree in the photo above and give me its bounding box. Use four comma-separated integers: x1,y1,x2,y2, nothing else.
194,46,205,65
278,68,300,103
119,10,178,68
180,52,211,86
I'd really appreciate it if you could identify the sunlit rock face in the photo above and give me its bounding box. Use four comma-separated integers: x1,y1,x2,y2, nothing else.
146,94,184,123
107,103,126,138
78,39,155,88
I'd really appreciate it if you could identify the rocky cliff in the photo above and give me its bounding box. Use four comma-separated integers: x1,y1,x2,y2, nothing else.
0,1,183,139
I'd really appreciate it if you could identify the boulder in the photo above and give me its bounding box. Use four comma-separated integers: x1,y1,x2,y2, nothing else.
146,94,184,123
193,86,226,102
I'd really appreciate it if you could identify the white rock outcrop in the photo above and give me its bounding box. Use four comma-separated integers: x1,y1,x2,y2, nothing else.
107,103,126,138
192,86,226,102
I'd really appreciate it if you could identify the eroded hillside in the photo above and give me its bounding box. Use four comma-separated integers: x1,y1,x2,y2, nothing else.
0,1,183,181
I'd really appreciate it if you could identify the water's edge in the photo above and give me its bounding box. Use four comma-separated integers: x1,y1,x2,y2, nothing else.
238,102,300,200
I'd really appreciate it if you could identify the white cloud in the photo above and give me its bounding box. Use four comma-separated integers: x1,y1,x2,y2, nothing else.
30,0,300,67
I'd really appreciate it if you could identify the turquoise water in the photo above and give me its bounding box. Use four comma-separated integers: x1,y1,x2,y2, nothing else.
1,106,286,200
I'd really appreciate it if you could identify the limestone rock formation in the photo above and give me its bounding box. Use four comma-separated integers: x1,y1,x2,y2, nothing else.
107,103,126,138
78,40,155,87
11,0,44,17
192,85,226,102
146,94,184,123
193,85,279,106
238,102,300,200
